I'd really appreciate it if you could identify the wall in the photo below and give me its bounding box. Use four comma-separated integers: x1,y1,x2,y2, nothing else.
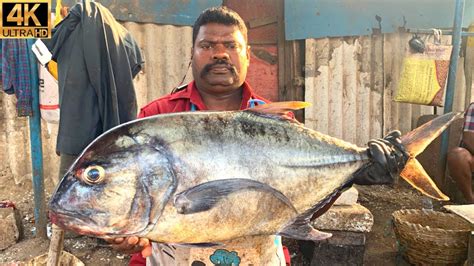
305,31,470,147
0,18,282,190
1,22,472,196
0,22,194,189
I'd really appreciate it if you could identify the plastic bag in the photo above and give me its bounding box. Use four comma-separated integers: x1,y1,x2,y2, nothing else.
39,64,60,124
395,36,452,106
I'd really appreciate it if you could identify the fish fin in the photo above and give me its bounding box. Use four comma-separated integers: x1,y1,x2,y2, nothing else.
277,190,339,241
397,112,462,201
174,242,222,248
401,112,463,157
400,158,449,201
246,101,311,115
174,178,296,214
279,223,332,241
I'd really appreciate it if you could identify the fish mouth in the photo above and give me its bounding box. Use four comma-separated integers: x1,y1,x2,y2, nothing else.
49,210,109,237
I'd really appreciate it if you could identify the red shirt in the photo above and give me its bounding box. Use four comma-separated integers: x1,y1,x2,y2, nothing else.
138,80,269,118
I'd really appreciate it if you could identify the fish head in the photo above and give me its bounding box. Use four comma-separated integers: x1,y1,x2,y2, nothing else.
49,125,176,238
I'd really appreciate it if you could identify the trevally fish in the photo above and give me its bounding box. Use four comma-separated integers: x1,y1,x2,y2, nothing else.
49,102,461,244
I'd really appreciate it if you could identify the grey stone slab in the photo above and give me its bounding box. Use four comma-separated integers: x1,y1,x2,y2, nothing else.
311,204,374,232
0,207,22,250
334,187,358,205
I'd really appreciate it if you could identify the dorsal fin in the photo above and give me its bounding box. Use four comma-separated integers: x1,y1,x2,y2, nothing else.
246,101,311,115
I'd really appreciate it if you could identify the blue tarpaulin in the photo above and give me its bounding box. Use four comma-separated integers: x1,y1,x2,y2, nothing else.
285,0,474,40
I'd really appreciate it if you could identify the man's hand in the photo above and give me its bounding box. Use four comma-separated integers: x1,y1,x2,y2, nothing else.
106,236,152,257
354,130,409,185
367,130,409,175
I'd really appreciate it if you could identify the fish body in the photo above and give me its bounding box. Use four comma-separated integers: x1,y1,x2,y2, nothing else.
49,103,460,244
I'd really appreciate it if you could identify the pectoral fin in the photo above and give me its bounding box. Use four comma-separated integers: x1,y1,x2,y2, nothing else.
279,223,332,241
173,178,296,214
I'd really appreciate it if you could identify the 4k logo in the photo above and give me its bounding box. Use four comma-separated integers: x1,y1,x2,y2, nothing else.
0,0,51,38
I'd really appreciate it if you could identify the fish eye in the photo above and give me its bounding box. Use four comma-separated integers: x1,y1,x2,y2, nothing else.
82,165,105,184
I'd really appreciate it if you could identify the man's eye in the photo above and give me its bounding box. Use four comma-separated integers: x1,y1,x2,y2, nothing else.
226,43,237,49
201,43,211,49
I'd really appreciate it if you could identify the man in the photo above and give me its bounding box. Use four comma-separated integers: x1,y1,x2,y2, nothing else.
111,6,289,265
447,103,474,204
110,6,406,265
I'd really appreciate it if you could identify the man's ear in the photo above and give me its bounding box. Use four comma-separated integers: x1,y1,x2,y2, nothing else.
246,45,251,64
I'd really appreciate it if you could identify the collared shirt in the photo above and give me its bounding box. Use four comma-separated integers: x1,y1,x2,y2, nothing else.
463,102,474,132
1,40,33,116
138,81,269,117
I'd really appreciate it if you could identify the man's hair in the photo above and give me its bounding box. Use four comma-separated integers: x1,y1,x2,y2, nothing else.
192,6,247,45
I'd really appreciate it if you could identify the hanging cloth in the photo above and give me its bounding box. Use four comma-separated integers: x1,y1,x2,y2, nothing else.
1,40,34,116
43,1,144,155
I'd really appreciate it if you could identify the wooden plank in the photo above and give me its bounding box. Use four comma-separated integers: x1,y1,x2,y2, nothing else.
248,16,277,29
444,205,474,224
249,40,277,45
357,35,374,145
465,24,474,105
370,33,384,139
277,0,285,102
305,38,330,133
328,38,344,138
304,39,316,128
382,33,396,135
341,37,358,143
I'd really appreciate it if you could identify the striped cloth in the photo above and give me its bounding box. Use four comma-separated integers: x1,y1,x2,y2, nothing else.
463,102,474,132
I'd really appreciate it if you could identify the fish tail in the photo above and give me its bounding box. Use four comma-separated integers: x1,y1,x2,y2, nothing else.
399,112,463,201
400,158,449,200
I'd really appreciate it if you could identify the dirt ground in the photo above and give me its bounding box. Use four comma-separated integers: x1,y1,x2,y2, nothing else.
0,175,444,265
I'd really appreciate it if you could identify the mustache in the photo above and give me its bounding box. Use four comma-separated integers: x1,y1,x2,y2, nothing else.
200,59,237,78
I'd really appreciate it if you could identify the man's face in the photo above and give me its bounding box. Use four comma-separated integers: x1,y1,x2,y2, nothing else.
192,23,250,95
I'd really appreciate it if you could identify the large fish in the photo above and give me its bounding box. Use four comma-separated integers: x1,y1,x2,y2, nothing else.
49,102,461,243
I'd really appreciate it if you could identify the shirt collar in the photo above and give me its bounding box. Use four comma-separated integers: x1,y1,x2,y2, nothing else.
169,81,258,111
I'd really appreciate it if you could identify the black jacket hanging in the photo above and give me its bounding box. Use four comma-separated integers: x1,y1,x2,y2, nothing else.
44,1,143,155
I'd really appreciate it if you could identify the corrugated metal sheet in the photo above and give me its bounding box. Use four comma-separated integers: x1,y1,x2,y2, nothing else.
124,21,280,104
305,31,468,147
286,0,474,40
121,22,194,110
0,22,194,186
61,0,222,25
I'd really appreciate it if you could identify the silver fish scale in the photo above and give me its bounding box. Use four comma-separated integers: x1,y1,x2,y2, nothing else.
135,111,368,213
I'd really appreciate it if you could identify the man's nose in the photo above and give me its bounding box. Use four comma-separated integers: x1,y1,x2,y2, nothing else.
212,44,230,60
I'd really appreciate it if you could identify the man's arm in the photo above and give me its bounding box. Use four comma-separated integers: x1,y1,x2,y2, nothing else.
462,131,474,155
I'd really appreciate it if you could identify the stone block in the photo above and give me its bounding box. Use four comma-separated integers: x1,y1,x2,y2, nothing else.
26,251,84,266
0,206,23,250
334,187,358,205
311,204,373,232
311,231,366,266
